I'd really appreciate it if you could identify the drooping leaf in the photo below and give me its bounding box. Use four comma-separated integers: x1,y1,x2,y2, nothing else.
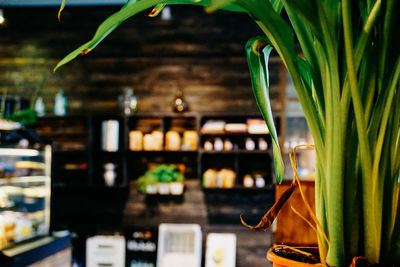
245,36,284,183
58,0,67,21
243,0,326,156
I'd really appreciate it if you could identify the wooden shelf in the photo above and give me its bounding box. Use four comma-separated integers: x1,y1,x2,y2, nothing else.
203,185,274,192
35,113,277,190
199,149,270,154
35,131,87,136
200,133,270,137
53,149,87,153
128,150,197,154
128,112,199,118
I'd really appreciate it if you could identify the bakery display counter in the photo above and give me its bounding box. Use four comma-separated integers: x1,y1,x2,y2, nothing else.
0,233,71,267
0,134,52,250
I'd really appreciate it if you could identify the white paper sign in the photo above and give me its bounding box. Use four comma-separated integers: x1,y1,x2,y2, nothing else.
205,233,236,267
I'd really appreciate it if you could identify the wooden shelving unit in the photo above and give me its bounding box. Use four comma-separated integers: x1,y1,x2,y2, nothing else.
32,113,281,226
198,114,278,189
33,113,279,190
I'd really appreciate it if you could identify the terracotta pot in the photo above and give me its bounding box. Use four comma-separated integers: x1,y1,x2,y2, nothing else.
267,247,322,267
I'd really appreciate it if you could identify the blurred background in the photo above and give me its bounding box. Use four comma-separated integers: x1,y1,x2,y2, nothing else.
0,2,315,267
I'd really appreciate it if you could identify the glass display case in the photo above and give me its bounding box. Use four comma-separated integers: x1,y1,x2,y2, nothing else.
0,128,51,250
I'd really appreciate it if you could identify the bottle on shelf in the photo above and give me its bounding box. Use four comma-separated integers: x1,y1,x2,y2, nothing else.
214,138,223,151
243,174,254,188
245,138,255,151
258,138,268,151
129,130,143,151
101,120,120,152
34,97,46,117
165,131,181,151
203,139,213,151
182,130,198,151
223,139,233,151
104,163,117,186
54,90,66,116
254,174,266,188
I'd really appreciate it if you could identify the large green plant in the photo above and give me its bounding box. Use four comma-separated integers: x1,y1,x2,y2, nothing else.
55,0,399,266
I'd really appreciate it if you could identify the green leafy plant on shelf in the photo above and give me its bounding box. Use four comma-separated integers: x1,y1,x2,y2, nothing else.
137,164,185,193
54,0,399,266
0,75,46,125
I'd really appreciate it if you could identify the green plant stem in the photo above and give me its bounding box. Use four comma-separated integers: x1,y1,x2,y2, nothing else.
390,180,400,260
377,0,395,94
372,57,400,197
340,0,381,115
391,87,400,175
324,63,346,266
377,62,400,261
354,0,382,69
380,122,399,261
315,154,329,262
343,0,378,263
344,123,363,261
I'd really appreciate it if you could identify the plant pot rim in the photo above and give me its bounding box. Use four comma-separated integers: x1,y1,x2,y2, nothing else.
267,247,323,267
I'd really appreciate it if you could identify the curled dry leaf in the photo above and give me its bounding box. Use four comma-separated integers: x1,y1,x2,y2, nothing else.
349,256,371,267
148,3,166,17
79,49,91,55
241,179,296,231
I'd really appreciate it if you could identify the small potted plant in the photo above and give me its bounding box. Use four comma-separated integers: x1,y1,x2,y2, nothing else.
137,164,185,195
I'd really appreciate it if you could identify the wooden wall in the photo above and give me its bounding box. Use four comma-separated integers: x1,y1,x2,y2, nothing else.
0,5,282,114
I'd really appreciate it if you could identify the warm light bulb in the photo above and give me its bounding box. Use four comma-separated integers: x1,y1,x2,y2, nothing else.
0,9,4,24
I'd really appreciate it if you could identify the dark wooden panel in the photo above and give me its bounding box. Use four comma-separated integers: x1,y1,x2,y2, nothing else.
275,181,318,246
0,5,282,115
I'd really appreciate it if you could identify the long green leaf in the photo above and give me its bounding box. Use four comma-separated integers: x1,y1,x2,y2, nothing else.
389,178,400,261
282,0,323,42
245,37,284,183
380,112,400,261
54,0,245,71
343,122,363,261
343,1,380,263
207,0,282,13
282,2,325,116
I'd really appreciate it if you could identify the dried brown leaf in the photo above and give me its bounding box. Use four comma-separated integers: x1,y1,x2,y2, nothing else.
241,179,296,231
